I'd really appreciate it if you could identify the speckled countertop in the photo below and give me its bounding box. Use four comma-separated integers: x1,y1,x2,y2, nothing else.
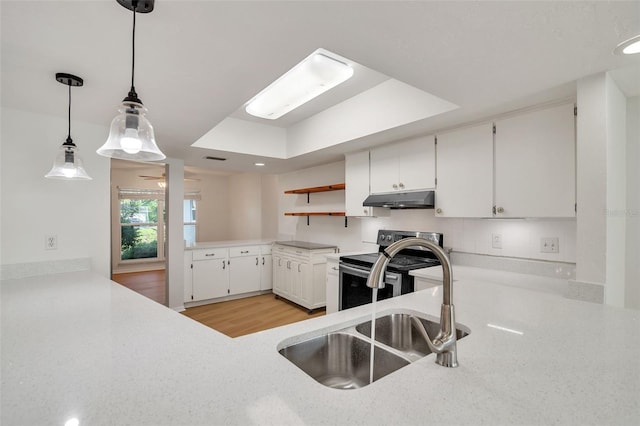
274,240,338,250
1,270,639,425
185,239,274,250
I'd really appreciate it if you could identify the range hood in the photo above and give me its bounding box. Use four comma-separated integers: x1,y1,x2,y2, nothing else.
362,190,435,209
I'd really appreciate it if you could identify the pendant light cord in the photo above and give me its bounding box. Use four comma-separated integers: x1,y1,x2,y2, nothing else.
130,4,137,93
67,84,72,140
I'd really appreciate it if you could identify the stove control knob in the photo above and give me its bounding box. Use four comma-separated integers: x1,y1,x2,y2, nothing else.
386,235,393,242
379,234,385,241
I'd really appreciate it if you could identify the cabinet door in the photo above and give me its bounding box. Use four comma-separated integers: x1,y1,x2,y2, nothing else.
370,136,435,194
325,261,339,314
229,256,260,295
397,136,436,191
272,255,286,295
345,151,373,217
298,261,312,306
192,259,228,301
435,123,494,217
370,143,400,194
494,103,576,217
260,254,272,290
287,259,301,301
184,251,193,302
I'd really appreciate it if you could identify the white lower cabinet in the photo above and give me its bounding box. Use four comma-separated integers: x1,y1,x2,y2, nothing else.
185,243,273,304
229,246,260,295
325,258,340,314
190,248,229,302
260,245,273,291
272,244,336,311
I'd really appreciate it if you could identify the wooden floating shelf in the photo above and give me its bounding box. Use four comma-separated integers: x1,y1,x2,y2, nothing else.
284,212,346,216
284,183,345,194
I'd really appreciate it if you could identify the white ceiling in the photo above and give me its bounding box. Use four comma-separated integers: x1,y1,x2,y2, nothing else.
2,1,639,175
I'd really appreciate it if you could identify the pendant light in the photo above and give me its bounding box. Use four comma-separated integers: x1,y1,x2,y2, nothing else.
97,0,165,161
45,73,92,180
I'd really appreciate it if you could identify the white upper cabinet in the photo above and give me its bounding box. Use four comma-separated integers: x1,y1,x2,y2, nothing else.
345,150,389,217
494,103,576,218
434,102,576,218
370,135,436,194
435,123,494,218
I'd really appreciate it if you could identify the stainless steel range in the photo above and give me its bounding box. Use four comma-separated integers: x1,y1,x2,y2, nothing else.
339,230,443,310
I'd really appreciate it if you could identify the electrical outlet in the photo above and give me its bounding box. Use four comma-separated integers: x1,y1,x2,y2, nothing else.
540,237,559,253
492,233,502,249
45,235,57,250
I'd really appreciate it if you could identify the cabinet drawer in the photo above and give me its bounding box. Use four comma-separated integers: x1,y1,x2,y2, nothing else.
229,246,260,257
192,248,228,261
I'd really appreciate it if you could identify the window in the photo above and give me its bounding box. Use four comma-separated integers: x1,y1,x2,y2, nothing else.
119,196,164,261
183,199,197,246
115,188,200,265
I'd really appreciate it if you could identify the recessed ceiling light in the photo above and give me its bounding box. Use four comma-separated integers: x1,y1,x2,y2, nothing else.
254,162,265,167
614,34,640,55
245,48,354,120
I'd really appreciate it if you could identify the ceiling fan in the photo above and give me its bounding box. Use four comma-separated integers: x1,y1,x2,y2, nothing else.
138,173,200,182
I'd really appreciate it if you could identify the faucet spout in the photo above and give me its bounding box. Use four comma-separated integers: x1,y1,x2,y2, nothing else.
365,237,458,367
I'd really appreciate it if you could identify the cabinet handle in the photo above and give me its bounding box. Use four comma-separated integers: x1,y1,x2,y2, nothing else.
241,250,249,254
363,208,368,214
436,208,442,214
398,182,405,189
392,183,398,190
256,257,259,266
287,260,291,269
205,253,215,257
222,260,226,270
298,264,301,273
262,257,265,265
496,207,505,214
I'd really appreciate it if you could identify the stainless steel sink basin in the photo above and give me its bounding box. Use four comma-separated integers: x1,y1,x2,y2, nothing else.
278,332,410,389
278,310,470,389
355,313,470,359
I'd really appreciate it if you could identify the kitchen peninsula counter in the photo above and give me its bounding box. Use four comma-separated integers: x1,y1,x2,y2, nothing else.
2,270,638,425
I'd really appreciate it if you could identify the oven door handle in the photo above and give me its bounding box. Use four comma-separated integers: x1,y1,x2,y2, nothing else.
339,264,371,279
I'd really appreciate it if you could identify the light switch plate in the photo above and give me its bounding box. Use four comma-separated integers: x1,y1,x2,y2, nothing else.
492,233,502,249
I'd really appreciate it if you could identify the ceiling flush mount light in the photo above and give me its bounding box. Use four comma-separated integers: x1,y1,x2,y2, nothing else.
97,0,165,161
245,49,354,120
614,34,640,55
45,73,92,180
254,162,265,167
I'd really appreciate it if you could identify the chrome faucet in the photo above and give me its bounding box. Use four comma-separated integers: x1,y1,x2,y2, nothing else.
366,237,458,367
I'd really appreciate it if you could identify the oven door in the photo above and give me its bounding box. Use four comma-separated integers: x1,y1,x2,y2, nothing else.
339,262,401,310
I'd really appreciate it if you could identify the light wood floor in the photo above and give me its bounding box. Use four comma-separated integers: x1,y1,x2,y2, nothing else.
182,294,325,337
112,270,325,337
113,270,166,304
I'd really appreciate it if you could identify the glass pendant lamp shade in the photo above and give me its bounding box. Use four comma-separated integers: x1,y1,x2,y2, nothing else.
97,0,165,162
97,101,165,161
45,140,92,180
45,72,92,181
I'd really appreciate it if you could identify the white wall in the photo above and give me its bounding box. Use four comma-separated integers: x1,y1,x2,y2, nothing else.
626,96,640,310
276,161,577,266
604,75,627,307
228,173,263,240
0,108,111,278
185,175,231,242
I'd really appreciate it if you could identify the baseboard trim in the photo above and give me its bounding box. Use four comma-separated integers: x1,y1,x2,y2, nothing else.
184,289,273,309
